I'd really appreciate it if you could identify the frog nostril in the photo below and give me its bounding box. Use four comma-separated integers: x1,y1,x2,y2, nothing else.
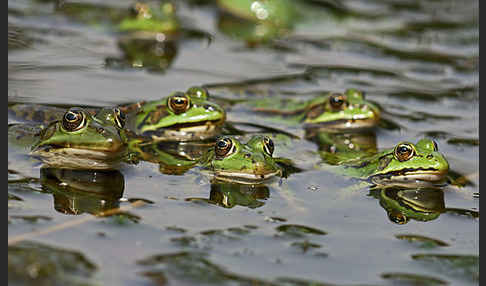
244,153,251,159
427,154,433,159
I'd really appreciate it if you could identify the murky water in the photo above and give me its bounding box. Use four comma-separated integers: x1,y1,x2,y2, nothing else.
8,0,478,285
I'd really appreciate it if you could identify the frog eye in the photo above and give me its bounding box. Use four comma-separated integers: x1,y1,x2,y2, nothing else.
62,109,86,132
329,93,347,110
113,108,126,129
263,137,274,156
215,137,235,158
388,212,409,224
168,93,191,114
393,143,415,162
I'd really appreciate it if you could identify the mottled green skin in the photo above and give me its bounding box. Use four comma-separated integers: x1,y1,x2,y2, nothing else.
199,135,282,184
378,187,445,224
250,89,381,131
338,139,449,186
118,1,179,34
31,108,127,170
122,87,226,141
216,0,296,28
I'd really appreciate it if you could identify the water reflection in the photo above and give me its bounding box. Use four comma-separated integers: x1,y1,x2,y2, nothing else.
40,168,124,215
370,186,479,224
105,35,178,72
187,182,269,209
306,129,377,165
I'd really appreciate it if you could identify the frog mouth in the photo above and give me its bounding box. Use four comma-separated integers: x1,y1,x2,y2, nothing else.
30,145,123,170
210,170,281,184
143,119,224,141
304,118,379,131
370,168,448,184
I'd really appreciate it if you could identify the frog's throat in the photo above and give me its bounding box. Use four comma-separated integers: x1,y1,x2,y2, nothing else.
304,118,378,131
369,168,448,185
30,147,122,170
141,120,223,141
210,169,281,185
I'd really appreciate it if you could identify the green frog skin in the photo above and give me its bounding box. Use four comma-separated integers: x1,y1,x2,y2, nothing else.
30,107,127,170
336,139,449,186
199,135,283,184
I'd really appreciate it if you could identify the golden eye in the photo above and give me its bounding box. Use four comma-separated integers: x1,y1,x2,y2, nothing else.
393,143,415,162
329,93,347,110
215,137,234,158
168,93,191,114
114,108,126,129
62,109,86,132
263,137,274,156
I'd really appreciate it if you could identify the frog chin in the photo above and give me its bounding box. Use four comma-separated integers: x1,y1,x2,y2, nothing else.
143,120,223,141
370,170,448,187
304,118,378,132
209,169,281,185
30,146,123,170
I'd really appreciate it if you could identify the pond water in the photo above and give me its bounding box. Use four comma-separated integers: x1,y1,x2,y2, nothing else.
8,0,478,285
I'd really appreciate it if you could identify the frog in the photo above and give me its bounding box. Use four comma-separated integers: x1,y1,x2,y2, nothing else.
40,168,125,215
29,107,128,170
118,0,180,35
119,86,226,142
197,135,284,184
331,138,450,187
244,88,381,132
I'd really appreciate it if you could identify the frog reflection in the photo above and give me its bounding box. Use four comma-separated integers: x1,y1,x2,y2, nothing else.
187,182,270,209
306,130,378,166
129,140,211,175
371,187,445,224
40,168,124,215
104,35,178,72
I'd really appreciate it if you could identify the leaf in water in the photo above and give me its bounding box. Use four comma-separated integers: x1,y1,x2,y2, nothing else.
381,272,449,285
275,224,327,238
411,254,479,283
8,241,98,286
9,215,52,224
395,234,449,248
290,240,322,254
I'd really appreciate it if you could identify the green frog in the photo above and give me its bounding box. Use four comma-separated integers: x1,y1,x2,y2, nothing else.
120,86,226,141
246,89,381,132
118,1,179,35
40,168,125,215
198,135,284,184
30,107,128,170
332,139,449,187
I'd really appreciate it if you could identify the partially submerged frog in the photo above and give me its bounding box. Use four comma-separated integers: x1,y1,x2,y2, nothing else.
198,135,283,184
118,0,179,35
332,139,449,187
245,89,381,132
30,107,128,170
120,86,226,141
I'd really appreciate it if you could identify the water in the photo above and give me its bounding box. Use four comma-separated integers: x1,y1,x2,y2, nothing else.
8,0,478,285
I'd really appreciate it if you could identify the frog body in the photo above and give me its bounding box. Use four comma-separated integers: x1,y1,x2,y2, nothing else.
30,107,128,170
198,135,283,184
248,89,381,131
334,139,449,187
120,87,226,142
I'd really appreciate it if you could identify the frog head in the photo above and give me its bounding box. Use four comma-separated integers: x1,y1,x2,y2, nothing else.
30,107,127,170
303,89,381,131
200,135,282,184
127,87,226,141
